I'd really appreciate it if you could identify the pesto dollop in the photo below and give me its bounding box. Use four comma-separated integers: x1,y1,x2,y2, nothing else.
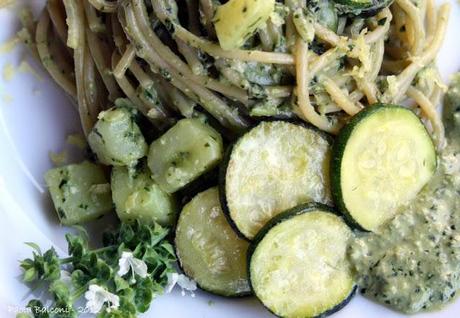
349,74,460,313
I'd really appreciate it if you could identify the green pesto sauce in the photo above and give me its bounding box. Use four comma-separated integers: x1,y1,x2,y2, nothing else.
349,74,460,313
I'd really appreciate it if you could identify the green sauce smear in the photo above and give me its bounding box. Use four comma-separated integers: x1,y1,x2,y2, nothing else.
349,73,460,313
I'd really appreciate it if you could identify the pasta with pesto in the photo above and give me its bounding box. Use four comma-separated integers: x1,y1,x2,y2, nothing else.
21,0,450,146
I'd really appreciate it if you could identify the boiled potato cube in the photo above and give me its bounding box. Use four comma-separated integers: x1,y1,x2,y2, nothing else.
111,164,177,226
88,107,147,166
214,0,275,50
44,161,112,225
148,119,223,193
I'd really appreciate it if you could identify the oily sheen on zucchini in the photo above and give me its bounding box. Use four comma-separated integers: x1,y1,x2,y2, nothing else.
249,204,356,318
175,188,251,297
221,121,332,240
332,104,437,231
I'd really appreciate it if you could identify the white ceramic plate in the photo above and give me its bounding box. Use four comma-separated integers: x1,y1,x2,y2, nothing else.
1,1,460,317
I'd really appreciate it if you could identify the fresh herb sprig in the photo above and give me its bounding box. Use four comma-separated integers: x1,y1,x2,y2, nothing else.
19,221,176,318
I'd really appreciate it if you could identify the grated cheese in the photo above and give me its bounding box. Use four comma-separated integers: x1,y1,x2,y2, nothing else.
0,36,19,54
49,150,68,166
2,62,15,81
66,133,87,149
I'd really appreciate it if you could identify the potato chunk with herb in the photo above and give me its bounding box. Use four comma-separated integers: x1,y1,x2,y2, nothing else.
88,107,148,166
111,163,177,226
44,161,112,225
214,0,275,50
148,119,224,193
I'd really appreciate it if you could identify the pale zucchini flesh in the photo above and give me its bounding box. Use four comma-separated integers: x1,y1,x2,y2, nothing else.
148,119,224,193
333,105,437,231
223,121,332,240
249,206,355,318
175,187,251,297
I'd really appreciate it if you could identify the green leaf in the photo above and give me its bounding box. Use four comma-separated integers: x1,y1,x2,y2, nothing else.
19,248,60,284
19,221,176,318
49,280,71,302
117,288,137,315
65,234,87,262
71,269,90,289
19,258,34,270
102,230,117,247
42,248,60,281
26,300,49,318
76,252,97,274
133,277,154,313
25,242,42,255
161,242,175,257
70,225,89,241
119,222,136,245
95,258,113,281
114,275,130,292
50,300,76,318
23,267,37,283
97,310,136,318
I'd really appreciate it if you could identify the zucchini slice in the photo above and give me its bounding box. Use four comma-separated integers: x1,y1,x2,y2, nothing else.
333,0,394,17
331,104,437,231
249,204,356,318
221,121,332,240
175,187,251,297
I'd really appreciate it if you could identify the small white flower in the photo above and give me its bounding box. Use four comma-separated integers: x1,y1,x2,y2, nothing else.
165,273,197,297
84,284,120,314
117,251,148,283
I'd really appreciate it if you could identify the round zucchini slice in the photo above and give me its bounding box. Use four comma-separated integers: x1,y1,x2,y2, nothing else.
249,204,356,318
221,121,332,240
175,187,251,297
331,104,437,231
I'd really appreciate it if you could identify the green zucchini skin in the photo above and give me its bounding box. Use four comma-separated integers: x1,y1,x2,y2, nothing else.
176,167,219,207
248,203,356,318
333,0,394,17
332,106,369,231
307,0,339,32
331,104,437,232
249,202,337,251
173,187,252,298
173,245,253,298
218,119,333,241
219,143,249,241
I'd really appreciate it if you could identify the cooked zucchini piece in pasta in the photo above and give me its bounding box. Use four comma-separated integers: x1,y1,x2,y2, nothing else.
111,163,177,227
331,105,437,231
307,0,339,32
45,161,112,225
333,0,394,17
214,0,276,50
148,119,224,193
88,107,148,166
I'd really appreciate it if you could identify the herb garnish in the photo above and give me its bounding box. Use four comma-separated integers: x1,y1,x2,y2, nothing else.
19,221,176,317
